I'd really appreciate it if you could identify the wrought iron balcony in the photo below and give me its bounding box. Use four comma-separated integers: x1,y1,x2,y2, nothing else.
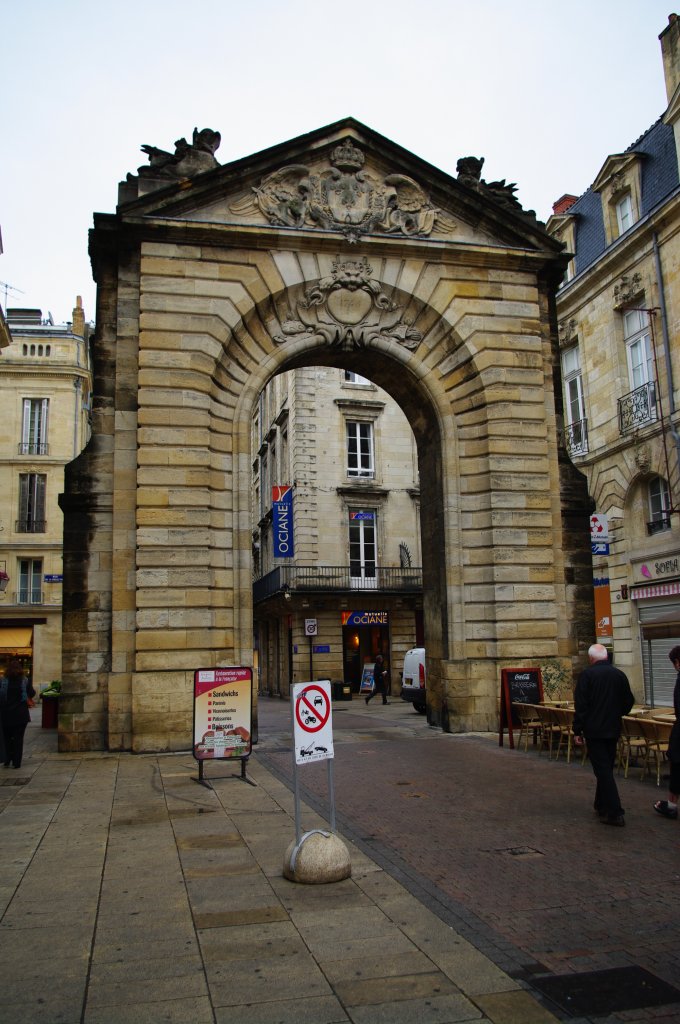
562,418,589,457
15,519,46,533
17,442,49,456
253,564,423,604
15,590,44,605
618,382,657,434
648,516,672,536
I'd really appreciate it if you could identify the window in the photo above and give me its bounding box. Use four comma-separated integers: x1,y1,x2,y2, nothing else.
17,473,46,533
21,398,49,455
619,308,657,432
561,347,587,454
347,422,374,478
344,371,371,385
648,477,671,535
616,194,634,235
349,510,377,587
18,558,42,605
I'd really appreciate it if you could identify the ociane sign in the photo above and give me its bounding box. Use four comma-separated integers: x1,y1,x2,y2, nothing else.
272,485,294,558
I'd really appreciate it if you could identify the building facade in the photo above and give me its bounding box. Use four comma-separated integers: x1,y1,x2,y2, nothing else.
0,300,92,687
548,14,680,704
252,364,423,697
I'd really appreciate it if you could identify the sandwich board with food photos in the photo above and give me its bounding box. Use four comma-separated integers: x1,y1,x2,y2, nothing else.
193,667,253,783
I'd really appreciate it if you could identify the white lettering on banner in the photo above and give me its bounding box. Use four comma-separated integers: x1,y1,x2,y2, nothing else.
277,503,290,552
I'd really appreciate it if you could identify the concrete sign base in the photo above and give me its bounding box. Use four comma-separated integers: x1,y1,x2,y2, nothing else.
283,829,351,884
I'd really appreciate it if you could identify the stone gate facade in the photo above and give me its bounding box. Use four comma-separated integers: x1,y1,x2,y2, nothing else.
59,119,594,752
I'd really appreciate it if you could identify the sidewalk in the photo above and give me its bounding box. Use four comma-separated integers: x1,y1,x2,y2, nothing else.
0,717,560,1024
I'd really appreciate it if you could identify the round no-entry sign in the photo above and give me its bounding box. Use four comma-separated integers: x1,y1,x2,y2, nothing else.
291,680,334,764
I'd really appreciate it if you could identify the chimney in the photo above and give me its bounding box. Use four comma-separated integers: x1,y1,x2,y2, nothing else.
72,295,85,338
552,194,578,216
660,13,680,104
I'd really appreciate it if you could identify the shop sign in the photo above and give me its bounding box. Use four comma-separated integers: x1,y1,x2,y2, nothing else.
590,513,609,542
272,485,294,558
594,577,613,638
192,667,252,761
341,610,389,626
632,552,680,584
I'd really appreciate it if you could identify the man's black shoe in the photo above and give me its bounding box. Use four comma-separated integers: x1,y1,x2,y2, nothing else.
599,814,625,827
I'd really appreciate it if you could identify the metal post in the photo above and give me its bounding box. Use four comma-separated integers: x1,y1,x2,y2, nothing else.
309,634,313,679
327,757,336,832
291,692,302,844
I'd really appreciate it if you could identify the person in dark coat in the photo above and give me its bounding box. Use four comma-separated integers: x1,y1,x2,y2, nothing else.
653,645,680,820
365,654,389,705
573,643,635,826
0,659,35,769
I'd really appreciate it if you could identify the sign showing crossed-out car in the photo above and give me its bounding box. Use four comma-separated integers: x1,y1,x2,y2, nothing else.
292,680,334,765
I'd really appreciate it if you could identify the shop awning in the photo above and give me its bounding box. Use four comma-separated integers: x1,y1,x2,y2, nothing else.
0,626,33,653
631,582,680,600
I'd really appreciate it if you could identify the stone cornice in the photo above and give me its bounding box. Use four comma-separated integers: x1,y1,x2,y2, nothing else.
91,213,568,279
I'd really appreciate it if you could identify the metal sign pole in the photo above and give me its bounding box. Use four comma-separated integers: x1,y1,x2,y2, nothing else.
327,757,336,832
291,692,302,844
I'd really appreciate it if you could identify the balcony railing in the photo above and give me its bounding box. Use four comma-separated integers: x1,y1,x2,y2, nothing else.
15,590,44,605
618,382,657,434
18,442,49,456
562,418,589,457
15,519,46,533
253,564,423,604
648,516,672,536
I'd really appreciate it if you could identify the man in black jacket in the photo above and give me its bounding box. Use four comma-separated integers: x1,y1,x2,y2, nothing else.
573,644,635,826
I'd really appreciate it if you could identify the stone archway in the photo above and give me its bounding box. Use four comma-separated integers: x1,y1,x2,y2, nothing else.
59,119,594,752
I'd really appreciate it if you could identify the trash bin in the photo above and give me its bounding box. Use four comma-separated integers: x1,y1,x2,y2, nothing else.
41,695,59,729
331,680,352,701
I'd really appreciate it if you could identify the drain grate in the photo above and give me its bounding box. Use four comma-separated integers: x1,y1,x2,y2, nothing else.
533,966,680,1016
486,846,544,859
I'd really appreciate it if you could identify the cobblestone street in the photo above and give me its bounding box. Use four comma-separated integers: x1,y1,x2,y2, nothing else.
257,695,680,1023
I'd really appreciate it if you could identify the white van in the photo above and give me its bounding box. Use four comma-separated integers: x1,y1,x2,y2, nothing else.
400,647,426,713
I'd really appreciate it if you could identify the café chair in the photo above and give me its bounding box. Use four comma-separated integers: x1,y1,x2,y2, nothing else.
535,704,561,759
553,706,586,764
511,702,543,752
639,717,672,787
619,716,648,779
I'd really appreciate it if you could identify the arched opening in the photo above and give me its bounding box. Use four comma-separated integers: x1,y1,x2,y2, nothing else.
247,350,447,724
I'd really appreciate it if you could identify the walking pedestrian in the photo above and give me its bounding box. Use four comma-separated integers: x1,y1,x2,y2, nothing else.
653,645,680,820
573,643,634,827
365,654,389,705
0,659,36,769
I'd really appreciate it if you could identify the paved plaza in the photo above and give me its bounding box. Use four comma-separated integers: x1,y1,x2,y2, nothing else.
1,696,679,1023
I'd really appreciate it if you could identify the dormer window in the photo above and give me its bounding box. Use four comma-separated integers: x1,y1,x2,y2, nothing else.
592,152,643,247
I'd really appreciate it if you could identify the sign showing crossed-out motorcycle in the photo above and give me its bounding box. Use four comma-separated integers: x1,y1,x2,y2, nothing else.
292,680,334,765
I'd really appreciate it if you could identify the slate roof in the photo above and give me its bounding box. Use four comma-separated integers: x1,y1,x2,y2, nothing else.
569,117,679,276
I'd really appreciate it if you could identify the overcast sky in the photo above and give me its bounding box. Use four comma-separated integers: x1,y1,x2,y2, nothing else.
0,0,673,324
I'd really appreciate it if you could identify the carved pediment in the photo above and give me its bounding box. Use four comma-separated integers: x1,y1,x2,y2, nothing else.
229,139,443,243
120,118,561,254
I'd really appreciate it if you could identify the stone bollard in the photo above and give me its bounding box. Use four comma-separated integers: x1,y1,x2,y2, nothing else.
283,829,351,884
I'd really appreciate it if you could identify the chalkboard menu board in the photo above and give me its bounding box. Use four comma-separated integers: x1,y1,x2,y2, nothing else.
498,667,544,748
